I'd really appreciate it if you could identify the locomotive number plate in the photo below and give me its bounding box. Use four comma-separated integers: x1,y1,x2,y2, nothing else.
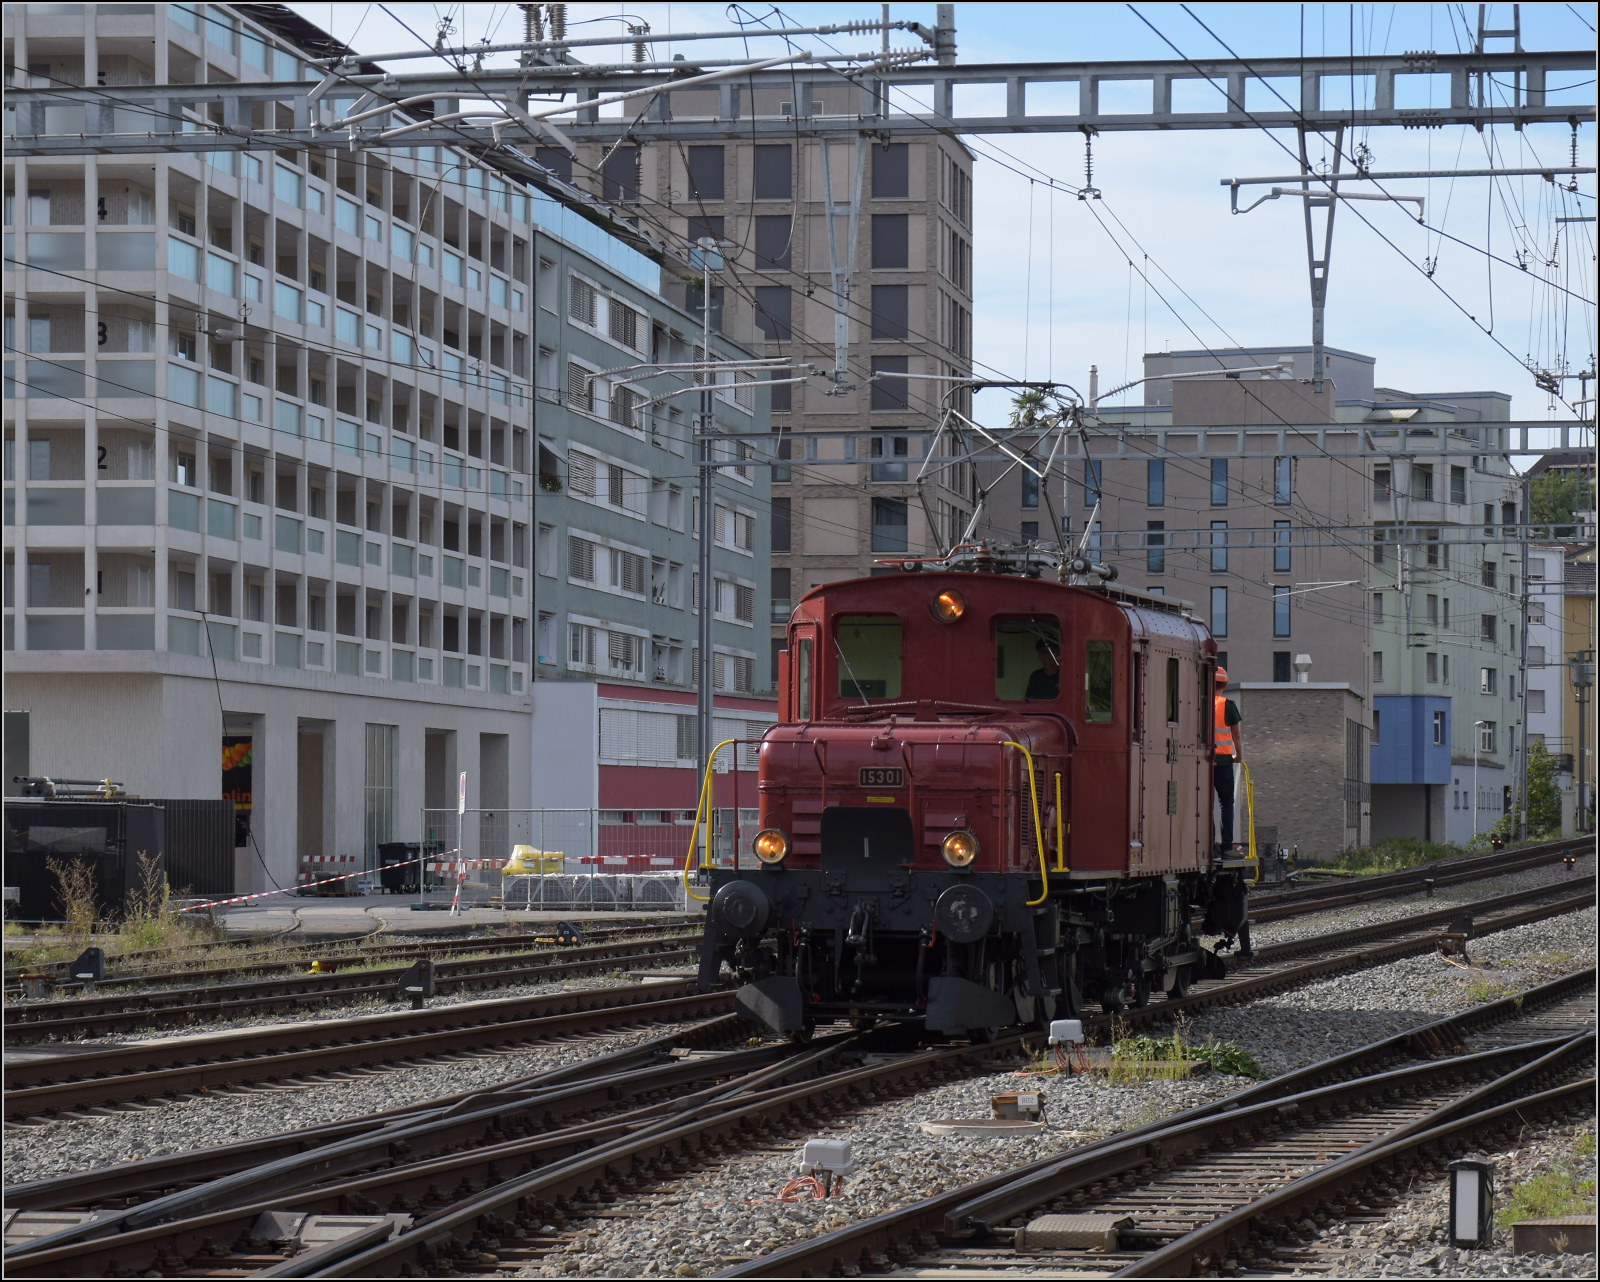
858,767,904,789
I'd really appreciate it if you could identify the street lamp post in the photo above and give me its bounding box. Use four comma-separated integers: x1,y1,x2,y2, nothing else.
1473,720,1488,840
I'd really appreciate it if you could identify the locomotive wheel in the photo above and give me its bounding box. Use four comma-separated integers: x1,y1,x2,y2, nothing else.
1131,978,1151,1009
1167,965,1193,1000
788,1022,816,1044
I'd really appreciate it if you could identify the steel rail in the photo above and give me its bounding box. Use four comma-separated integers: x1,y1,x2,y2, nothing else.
2,1015,746,1211
717,982,1596,1278
4,920,699,991
3,1037,1022,1278
6,939,703,1041
1247,836,1590,914
2,983,732,1118
1112,1072,1596,1277
4,1031,857,1262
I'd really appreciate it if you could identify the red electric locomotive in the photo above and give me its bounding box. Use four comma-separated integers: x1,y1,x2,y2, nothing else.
694,548,1252,1039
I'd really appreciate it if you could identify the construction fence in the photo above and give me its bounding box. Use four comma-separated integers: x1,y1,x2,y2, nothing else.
308,807,762,911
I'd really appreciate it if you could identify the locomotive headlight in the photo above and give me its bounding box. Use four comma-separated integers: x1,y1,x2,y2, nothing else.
941,830,979,868
932,589,966,622
753,828,789,864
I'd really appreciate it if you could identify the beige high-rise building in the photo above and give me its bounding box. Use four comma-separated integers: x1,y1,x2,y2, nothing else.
559,101,975,672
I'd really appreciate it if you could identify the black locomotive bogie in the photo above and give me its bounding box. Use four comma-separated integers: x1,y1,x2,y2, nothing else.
701,865,1250,1037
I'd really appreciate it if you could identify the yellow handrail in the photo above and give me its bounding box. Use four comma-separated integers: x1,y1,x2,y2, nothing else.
1001,741,1051,906
1239,758,1260,885
681,739,738,903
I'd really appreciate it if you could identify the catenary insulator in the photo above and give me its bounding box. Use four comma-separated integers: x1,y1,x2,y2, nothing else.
522,3,544,43
549,3,566,41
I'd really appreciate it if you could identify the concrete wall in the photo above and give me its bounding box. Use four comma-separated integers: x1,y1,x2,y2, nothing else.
1234,682,1369,861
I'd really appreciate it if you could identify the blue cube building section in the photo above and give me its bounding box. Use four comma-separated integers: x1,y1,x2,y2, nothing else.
1371,696,1451,785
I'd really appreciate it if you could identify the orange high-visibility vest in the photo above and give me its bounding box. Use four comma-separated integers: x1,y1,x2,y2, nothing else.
1213,695,1235,756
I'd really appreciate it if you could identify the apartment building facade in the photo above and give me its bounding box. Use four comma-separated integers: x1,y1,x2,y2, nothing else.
1080,345,1524,852
3,2,769,892
551,101,975,673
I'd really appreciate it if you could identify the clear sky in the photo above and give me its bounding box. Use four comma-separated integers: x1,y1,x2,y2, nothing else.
288,3,1596,436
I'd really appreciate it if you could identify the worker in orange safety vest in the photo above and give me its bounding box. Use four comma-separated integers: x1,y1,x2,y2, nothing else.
1213,667,1245,854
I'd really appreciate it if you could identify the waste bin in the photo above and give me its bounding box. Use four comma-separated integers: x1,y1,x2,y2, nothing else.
377,842,432,894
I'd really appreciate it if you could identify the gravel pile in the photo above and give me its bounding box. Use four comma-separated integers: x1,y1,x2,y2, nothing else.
1312,1121,1597,1278
519,1064,1245,1278
1183,906,1596,1077
1248,854,1595,949
1,1023,697,1187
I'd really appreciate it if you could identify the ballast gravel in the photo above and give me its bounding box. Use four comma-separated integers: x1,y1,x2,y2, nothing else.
519,1067,1243,1278
1310,1120,1597,1279
1184,905,1596,1077
1246,851,1595,950
0,1022,699,1187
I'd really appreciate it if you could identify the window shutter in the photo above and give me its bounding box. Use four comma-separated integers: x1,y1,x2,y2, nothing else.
567,450,596,496
608,301,638,350
608,463,624,506
735,584,755,622
566,362,592,412
568,536,595,581
610,385,637,428
568,275,596,325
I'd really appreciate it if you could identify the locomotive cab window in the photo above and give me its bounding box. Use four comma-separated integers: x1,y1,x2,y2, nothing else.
794,635,813,720
835,614,901,700
1085,640,1114,723
994,616,1062,700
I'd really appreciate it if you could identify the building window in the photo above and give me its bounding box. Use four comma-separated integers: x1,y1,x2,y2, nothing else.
1426,594,1439,625
1372,709,1381,744
685,145,725,200
1146,522,1165,574
1373,650,1384,683
602,146,641,202
1450,465,1467,504
1480,667,1497,694
869,356,910,410
754,216,793,271
1273,520,1291,572
1084,459,1102,508
1374,466,1391,501
1372,592,1384,623
753,144,792,200
1272,586,1291,637
1021,471,1039,509
1481,560,1496,588
871,497,908,553
1021,521,1039,541
1146,458,1165,507
1528,688,1547,714
1410,464,1433,501
1273,456,1292,505
1209,586,1227,637
364,723,396,865
1478,721,1496,753
871,214,909,269
1210,521,1228,573
870,284,909,340
1433,710,1446,745
1210,457,1228,506
1426,652,1438,683
1480,614,1497,643
872,143,910,198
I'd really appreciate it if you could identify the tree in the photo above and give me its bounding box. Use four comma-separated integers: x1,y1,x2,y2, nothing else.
1523,739,1564,834
1009,388,1050,430
1529,471,1593,537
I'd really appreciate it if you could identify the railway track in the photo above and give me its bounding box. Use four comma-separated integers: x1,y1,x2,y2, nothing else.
5,878,1589,1119
720,968,1597,1279
1245,835,1590,918
4,932,703,1042
2,981,734,1119
3,919,699,996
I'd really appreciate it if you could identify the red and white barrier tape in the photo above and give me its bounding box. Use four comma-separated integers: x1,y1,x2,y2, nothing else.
178,851,449,913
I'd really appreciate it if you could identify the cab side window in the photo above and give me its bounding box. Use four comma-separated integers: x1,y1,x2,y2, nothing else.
1085,641,1114,723
995,615,1061,701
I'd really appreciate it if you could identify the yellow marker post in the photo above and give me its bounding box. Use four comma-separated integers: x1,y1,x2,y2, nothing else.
1239,759,1260,885
681,739,737,904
